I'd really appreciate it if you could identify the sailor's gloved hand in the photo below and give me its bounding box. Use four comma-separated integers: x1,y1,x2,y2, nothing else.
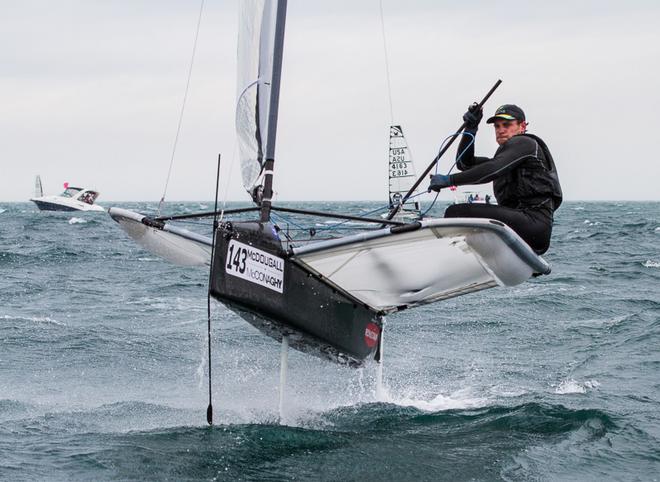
463,103,483,129
428,174,451,192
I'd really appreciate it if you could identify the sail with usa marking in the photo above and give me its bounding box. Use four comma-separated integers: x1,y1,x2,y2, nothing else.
388,125,421,219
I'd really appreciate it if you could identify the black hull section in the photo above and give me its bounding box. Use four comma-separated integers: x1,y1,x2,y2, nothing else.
209,221,382,367
31,200,78,212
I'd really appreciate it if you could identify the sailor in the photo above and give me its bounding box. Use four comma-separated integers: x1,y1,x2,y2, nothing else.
428,104,562,254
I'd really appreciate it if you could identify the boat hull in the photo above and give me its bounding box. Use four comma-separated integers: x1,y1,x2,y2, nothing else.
31,200,79,212
30,197,105,212
209,221,382,366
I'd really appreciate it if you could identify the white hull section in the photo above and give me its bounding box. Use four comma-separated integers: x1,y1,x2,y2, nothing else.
109,207,548,313
292,218,549,313
108,208,212,267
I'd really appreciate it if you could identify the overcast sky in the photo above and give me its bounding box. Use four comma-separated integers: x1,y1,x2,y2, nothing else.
1,0,659,203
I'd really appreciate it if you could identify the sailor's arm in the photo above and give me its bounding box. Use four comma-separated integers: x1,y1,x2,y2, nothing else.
455,129,489,171
449,135,537,185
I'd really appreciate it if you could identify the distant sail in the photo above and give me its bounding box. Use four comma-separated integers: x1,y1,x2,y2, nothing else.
388,125,421,218
34,175,43,198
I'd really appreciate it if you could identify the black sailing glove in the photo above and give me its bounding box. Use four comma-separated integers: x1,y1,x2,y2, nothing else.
462,103,483,130
428,174,452,192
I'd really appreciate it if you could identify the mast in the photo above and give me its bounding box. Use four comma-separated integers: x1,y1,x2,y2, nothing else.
260,0,288,222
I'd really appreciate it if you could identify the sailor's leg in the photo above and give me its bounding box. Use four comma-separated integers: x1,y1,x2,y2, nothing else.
445,203,552,254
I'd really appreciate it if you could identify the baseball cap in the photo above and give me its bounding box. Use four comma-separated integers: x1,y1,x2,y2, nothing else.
486,104,526,124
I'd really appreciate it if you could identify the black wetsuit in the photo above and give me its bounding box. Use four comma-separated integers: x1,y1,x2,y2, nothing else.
445,130,562,254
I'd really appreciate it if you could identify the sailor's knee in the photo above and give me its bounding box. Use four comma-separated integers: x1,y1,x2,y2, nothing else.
444,203,469,218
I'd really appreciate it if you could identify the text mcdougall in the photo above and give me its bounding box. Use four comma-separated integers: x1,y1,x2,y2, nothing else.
225,240,284,293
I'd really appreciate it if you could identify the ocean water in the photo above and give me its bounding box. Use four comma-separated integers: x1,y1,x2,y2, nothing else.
1,201,659,481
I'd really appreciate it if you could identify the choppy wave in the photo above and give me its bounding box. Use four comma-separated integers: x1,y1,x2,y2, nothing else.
68,217,87,224
0,313,66,326
0,400,621,480
377,387,488,412
554,379,601,394
1,201,660,481
0,399,34,422
0,251,30,265
583,219,602,226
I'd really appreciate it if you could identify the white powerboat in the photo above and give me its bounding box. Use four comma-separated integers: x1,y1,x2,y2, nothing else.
452,190,496,205
30,176,104,212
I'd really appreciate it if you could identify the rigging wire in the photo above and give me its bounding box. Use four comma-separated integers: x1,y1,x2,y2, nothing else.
379,0,395,125
157,0,206,216
271,202,402,237
218,142,238,223
167,128,473,232
380,1,425,219
446,131,475,175
418,131,476,217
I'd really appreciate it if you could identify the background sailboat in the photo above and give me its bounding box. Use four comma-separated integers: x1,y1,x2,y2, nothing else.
34,175,43,198
386,125,421,221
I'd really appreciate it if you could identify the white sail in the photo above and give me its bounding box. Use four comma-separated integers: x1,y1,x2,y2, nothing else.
34,175,43,198
236,0,279,198
388,125,420,217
